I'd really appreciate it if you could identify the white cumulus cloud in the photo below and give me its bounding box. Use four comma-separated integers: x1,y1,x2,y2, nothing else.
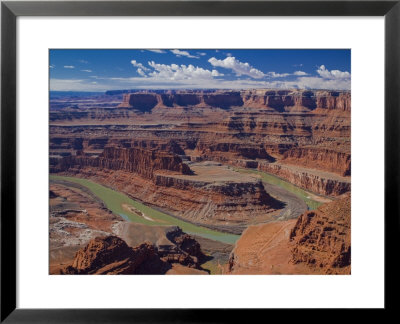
137,68,147,77
131,60,150,71
171,49,199,59
81,69,92,73
295,76,350,90
293,71,308,76
64,65,75,69
208,56,265,79
266,72,290,78
147,61,223,81
147,49,166,53
317,65,350,80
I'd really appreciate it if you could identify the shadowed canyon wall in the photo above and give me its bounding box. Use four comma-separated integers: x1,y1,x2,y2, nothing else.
117,89,350,112
53,146,192,179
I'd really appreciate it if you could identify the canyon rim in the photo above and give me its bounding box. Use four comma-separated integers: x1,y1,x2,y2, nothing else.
49,49,351,275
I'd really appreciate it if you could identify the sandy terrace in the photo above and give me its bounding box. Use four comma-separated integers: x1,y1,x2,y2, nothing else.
158,161,259,184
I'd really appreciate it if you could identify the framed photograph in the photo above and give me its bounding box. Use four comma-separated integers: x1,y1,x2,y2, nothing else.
1,0,398,321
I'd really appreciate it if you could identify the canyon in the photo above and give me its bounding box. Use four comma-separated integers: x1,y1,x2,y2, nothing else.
50,88,351,275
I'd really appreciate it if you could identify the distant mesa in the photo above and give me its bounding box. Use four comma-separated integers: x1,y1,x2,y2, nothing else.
116,89,351,112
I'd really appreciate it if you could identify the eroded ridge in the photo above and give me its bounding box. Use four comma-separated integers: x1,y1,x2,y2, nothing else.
226,194,351,275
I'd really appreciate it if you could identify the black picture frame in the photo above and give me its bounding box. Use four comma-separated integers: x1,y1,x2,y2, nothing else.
1,0,399,321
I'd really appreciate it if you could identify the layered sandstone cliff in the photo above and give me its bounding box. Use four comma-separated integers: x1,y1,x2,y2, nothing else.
282,147,351,176
227,194,351,274
53,146,192,179
195,141,275,162
49,107,141,122
258,162,350,196
289,194,351,273
241,89,350,112
119,90,244,110
224,111,349,136
118,89,350,112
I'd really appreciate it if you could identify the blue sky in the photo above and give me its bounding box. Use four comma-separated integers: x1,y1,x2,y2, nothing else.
50,49,351,91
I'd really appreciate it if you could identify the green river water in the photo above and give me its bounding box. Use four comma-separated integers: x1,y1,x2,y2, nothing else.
233,168,323,210
50,175,240,244
50,168,322,245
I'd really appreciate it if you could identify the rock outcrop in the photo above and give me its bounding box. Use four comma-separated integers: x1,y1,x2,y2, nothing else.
60,229,209,274
289,194,351,273
227,194,351,274
315,91,351,111
226,219,298,274
113,222,207,270
63,236,169,274
162,227,206,267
